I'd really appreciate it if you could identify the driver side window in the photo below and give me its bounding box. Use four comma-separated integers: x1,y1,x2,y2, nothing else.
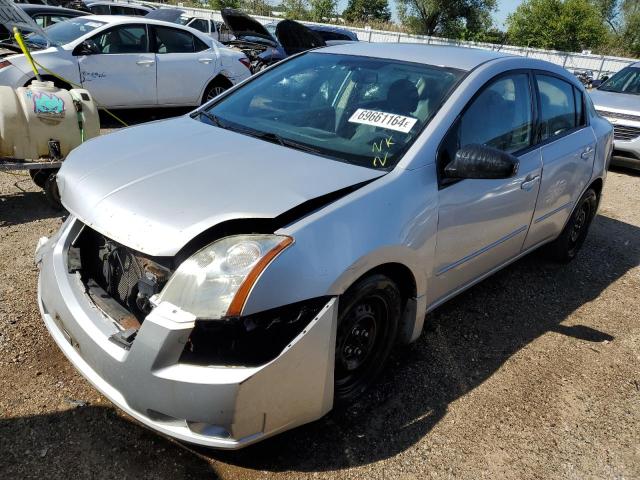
439,73,534,177
90,25,148,54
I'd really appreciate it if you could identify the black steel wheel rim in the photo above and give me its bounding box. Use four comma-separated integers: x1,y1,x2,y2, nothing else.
570,202,589,245
335,293,391,395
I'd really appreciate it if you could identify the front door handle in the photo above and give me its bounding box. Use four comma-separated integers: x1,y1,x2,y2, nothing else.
521,175,540,191
136,59,155,66
581,146,594,159
198,58,213,64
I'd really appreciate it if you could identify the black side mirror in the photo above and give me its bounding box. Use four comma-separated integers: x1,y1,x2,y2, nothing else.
601,75,609,82
72,40,99,56
445,144,519,180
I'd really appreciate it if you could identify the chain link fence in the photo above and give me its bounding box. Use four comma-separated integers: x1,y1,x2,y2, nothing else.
142,1,638,79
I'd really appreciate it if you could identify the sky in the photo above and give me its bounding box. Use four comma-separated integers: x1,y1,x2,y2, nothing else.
335,0,522,28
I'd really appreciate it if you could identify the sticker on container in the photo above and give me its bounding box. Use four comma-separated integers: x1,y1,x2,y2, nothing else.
32,92,65,118
348,108,418,133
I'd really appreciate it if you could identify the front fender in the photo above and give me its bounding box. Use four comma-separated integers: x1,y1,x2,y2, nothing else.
242,165,440,338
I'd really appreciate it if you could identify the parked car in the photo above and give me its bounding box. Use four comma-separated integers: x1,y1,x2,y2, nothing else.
36,43,612,449
0,4,86,42
305,24,358,45
221,8,324,72
145,8,233,42
0,16,251,108
83,0,154,16
589,62,640,170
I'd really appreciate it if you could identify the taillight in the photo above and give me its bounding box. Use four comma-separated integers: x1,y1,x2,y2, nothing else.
239,57,251,71
0,60,11,70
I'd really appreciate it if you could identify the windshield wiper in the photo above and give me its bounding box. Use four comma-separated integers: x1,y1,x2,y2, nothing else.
241,130,321,155
198,110,224,128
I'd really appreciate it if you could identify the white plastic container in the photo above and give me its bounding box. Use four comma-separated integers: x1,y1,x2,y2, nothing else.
0,80,99,160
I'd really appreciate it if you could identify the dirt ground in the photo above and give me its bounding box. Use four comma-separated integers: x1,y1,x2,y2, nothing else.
1,163,639,479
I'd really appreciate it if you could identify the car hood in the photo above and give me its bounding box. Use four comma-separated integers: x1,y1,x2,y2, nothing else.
221,8,275,44
58,115,385,257
589,88,640,114
0,1,49,43
275,19,325,56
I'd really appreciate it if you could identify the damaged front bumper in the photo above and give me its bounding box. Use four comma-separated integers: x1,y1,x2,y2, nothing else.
36,217,337,449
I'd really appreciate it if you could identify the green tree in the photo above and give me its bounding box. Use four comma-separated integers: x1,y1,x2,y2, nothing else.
343,0,391,23
620,0,640,55
396,0,497,37
208,0,241,9
282,0,309,19
309,0,336,22
506,0,607,51
243,0,271,16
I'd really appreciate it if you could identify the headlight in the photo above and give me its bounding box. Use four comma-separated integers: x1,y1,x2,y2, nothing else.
156,234,293,319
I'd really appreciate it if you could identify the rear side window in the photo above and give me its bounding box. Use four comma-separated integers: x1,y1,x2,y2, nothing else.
153,26,201,53
89,4,110,14
574,87,585,127
536,75,578,141
189,19,209,33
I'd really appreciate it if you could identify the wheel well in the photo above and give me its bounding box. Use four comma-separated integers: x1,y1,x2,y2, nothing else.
345,263,419,344
206,75,232,91
24,75,72,90
589,178,603,198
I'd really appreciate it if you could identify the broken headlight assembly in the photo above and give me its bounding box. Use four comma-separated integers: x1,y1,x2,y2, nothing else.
156,234,293,320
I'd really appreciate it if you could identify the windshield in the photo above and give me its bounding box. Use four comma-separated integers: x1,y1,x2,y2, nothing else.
26,17,104,47
599,67,640,95
200,52,464,170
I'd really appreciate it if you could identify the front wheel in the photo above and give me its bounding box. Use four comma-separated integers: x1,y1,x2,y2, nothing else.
545,188,598,263
334,274,401,405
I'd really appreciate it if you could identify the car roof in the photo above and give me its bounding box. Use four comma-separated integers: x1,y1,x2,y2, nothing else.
307,24,354,34
315,43,508,71
18,4,86,15
85,1,152,8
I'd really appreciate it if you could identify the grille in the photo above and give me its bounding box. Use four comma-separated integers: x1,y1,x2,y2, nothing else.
613,124,640,141
75,226,173,321
596,109,640,122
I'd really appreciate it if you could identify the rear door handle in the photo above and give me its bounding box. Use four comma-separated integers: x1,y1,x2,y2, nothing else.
581,146,594,159
136,59,155,66
198,58,213,64
521,175,540,191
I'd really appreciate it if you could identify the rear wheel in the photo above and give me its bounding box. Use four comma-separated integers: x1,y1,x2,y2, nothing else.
545,188,597,263
202,78,232,104
334,274,401,405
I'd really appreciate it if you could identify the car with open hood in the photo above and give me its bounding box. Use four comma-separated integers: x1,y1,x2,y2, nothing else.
36,43,612,449
220,7,324,72
589,62,640,170
0,13,251,108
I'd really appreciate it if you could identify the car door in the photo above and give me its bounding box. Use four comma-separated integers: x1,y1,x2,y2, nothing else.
522,74,596,250
431,72,543,303
152,25,216,106
77,23,157,107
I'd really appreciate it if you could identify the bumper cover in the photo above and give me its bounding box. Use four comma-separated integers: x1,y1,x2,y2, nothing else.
37,218,337,449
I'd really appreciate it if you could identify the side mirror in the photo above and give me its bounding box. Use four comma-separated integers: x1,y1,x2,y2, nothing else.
72,40,99,56
601,75,609,82
445,144,519,180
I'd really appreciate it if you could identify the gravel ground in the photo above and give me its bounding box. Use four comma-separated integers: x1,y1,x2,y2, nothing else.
1,165,639,480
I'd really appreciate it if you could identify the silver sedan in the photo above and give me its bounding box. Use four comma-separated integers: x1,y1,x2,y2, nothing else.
36,43,613,449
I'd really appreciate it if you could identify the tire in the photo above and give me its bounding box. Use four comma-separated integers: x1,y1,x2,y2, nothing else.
30,168,58,189
334,274,402,405
44,172,63,210
545,188,598,263
201,78,231,105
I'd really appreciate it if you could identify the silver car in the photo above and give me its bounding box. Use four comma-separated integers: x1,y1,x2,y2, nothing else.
36,43,613,449
589,62,640,170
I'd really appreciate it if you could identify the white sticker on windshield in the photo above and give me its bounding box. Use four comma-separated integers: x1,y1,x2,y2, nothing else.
348,108,418,133
85,21,103,28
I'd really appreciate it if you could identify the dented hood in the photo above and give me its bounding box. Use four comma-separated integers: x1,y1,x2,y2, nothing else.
57,116,384,256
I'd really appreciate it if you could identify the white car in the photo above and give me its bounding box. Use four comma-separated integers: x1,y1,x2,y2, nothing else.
0,16,252,108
